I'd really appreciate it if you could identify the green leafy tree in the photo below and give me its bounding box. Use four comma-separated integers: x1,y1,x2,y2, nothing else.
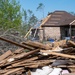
0,0,22,30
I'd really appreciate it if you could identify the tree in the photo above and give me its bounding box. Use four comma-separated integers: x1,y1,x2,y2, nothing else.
0,0,22,30
29,14,38,26
22,9,38,35
36,3,45,18
28,9,33,18
23,9,27,24
27,9,38,27
21,8,38,35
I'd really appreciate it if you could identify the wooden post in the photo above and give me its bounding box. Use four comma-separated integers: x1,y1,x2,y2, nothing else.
69,20,75,40
69,25,71,40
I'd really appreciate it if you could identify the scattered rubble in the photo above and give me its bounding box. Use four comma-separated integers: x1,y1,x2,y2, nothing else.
0,36,75,75
0,29,26,55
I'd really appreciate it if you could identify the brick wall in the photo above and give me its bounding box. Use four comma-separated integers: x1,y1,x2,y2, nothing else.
43,27,61,40
39,29,44,41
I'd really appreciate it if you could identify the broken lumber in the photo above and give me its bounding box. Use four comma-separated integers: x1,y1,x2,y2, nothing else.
41,50,75,59
6,60,54,69
68,40,75,47
11,55,43,67
0,50,12,61
0,37,34,50
6,49,40,63
0,38,75,74
3,67,24,75
14,48,24,54
22,40,51,50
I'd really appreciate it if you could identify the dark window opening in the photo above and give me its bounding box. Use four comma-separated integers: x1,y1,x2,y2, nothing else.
65,30,68,37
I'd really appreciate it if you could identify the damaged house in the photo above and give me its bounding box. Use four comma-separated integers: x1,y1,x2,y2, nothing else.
31,11,75,41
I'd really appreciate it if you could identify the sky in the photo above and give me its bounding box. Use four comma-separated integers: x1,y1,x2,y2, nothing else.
19,0,75,20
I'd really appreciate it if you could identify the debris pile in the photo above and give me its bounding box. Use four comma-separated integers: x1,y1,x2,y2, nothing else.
0,29,26,54
0,36,75,75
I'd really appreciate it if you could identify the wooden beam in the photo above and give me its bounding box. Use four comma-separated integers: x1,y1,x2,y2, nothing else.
3,67,24,75
22,41,51,50
0,50,12,61
41,50,75,59
0,37,34,50
8,49,40,62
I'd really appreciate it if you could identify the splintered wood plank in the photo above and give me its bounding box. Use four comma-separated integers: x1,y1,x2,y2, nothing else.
0,69,9,74
68,40,75,47
12,49,40,60
4,49,40,64
3,67,24,75
41,50,75,59
0,50,13,61
27,70,31,75
16,69,25,75
22,41,51,50
12,56,41,67
6,60,54,69
14,48,24,54
0,49,40,67
0,37,34,50
25,64,39,68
